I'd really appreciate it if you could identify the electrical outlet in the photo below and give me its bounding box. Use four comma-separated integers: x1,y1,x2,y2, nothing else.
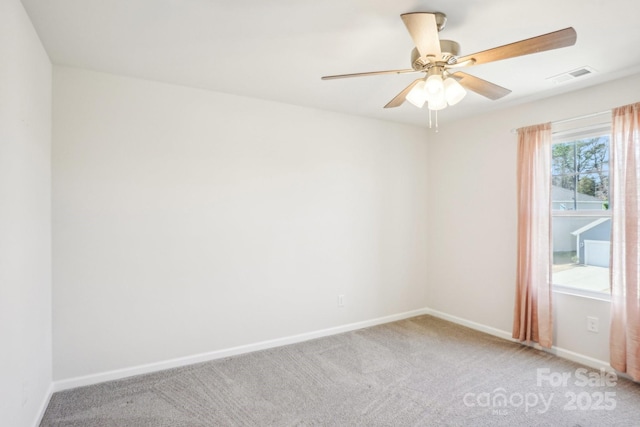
587,316,599,333
338,294,345,308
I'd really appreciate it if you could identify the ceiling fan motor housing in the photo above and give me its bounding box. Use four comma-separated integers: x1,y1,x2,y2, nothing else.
411,40,460,70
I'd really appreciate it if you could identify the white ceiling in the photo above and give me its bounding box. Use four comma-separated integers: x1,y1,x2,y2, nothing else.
21,0,640,127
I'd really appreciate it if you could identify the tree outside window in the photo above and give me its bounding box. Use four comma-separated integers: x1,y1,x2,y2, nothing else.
552,136,609,211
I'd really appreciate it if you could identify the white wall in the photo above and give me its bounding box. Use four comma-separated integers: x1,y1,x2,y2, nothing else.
52,67,429,381
427,73,640,363
0,0,52,425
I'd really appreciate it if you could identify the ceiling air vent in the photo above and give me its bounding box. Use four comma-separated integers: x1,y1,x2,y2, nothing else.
547,66,597,84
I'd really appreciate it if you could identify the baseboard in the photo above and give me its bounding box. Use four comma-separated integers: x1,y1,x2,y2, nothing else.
53,307,431,392
530,342,612,371
424,307,612,371
423,308,514,341
52,306,618,394
33,381,54,427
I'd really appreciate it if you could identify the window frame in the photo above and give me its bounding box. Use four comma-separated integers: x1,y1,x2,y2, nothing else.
550,117,612,300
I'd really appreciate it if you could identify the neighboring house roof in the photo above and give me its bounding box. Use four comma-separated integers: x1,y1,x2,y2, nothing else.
571,217,611,236
552,185,603,203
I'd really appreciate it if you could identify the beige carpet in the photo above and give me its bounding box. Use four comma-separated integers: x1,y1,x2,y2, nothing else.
41,315,640,426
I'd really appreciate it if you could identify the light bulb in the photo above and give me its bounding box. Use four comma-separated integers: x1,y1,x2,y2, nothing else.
406,80,428,108
427,89,447,111
425,74,444,95
443,78,467,106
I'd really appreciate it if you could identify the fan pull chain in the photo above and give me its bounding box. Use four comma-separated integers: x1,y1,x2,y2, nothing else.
428,109,439,132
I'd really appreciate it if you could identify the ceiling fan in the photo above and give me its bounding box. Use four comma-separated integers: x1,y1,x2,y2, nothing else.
322,12,577,112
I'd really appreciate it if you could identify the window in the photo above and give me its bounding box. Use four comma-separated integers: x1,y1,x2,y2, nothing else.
551,118,611,296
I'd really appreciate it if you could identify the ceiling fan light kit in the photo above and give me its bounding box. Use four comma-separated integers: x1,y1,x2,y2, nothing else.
322,11,577,126
405,66,468,111
425,69,444,95
405,80,428,108
443,77,466,106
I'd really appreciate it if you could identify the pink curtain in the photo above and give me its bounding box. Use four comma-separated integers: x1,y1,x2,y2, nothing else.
610,102,640,380
513,123,553,348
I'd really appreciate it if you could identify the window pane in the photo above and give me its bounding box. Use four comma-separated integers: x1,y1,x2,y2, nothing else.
552,215,610,293
576,173,609,210
552,142,576,175
552,135,610,212
552,176,576,210
576,136,610,174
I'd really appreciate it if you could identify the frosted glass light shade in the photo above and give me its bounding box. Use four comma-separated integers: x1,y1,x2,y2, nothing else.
427,89,447,111
425,74,444,95
406,80,427,108
443,78,467,106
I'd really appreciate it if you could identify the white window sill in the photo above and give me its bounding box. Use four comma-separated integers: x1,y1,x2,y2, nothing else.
552,210,612,217
553,284,611,302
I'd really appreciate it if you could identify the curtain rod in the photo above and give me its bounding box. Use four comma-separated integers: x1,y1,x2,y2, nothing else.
552,109,610,125
510,109,611,134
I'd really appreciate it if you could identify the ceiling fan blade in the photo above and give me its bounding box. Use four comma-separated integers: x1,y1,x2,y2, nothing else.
456,27,577,66
321,69,417,80
451,72,511,100
400,12,442,59
384,79,423,108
